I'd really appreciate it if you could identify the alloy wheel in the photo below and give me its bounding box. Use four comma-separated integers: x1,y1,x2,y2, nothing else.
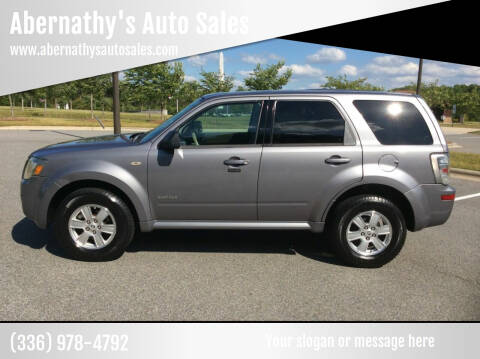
68,204,116,250
346,210,392,256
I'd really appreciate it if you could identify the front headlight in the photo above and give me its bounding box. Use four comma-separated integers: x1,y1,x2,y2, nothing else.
22,157,46,179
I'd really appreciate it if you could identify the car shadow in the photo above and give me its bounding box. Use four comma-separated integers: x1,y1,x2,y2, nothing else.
11,218,345,266
11,218,67,258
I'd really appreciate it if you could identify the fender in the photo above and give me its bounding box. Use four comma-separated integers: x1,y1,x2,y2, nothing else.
319,169,420,223
38,159,152,227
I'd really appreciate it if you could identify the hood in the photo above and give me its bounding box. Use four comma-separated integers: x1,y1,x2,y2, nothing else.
32,134,134,158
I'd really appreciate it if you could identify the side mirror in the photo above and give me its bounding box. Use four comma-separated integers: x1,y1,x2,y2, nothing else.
157,129,181,151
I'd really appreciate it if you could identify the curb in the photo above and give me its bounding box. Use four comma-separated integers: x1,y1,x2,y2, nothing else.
450,168,480,177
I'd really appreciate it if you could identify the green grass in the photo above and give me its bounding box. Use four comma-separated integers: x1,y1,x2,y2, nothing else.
450,152,480,171
439,121,480,129
469,130,480,135
0,106,169,128
199,115,250,129
0,106,254,129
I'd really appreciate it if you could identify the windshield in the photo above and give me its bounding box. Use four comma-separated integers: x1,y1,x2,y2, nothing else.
139,98,203,143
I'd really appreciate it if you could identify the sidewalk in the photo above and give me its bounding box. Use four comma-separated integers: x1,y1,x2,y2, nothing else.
440,126,476,135
0,126,150,131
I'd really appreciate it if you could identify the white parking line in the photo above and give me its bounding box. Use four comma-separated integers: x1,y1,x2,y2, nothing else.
455,192,480,201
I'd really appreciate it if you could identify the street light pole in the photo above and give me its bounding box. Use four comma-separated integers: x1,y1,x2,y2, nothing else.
112,71,121,134
416,58,423,95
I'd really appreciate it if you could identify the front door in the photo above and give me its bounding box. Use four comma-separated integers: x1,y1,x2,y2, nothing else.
148,100,264,221
258,98,363,223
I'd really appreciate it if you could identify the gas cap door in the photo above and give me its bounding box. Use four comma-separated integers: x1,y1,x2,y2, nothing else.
378,154,399,172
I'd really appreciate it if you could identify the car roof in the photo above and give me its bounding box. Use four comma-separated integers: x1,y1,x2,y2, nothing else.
200,89,419,100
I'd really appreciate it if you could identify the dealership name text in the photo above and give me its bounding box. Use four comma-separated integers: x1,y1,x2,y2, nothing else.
10,10,249,40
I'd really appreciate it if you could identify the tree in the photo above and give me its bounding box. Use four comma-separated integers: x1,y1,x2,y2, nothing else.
323,75,384,91
419,81,453,117
392,81,480,121
199,70,234,93
77,75,111,118
178,80,203,110
46,84,63,110
119,81,133,113
17,91,27,111
393,81,454,119
79,77,99,118
34,87,48,114
8,93,14,118
124,62,184,119
244,61,292,90
60,81,81,110
96,75,112,115
454,84,480,121
22,89,37,108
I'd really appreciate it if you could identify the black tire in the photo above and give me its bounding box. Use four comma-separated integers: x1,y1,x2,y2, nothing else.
327,195,406,268
53,187,135,261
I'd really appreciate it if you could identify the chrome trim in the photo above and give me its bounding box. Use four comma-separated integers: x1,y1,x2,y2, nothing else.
152,220,314,231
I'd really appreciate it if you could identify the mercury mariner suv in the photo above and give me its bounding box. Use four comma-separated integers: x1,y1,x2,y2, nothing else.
21,90,455,267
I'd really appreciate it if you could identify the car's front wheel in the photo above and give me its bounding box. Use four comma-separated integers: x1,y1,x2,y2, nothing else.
53,188,135,261
327,195,407,268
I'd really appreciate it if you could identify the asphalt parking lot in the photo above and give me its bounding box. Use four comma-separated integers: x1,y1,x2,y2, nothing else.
443,126,480,153
446,134,480,154
0,129,479,321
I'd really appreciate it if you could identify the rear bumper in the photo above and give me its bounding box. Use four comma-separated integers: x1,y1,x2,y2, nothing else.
405,184,455,231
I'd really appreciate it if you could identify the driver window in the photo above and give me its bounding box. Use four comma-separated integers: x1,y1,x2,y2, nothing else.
178,101,262,146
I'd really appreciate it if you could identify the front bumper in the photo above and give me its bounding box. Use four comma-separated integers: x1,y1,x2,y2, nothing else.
405,184,456,231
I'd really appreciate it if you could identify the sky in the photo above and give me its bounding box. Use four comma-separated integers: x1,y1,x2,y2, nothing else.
174,39,480,90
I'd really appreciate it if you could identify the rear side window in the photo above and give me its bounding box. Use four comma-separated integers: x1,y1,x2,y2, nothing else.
353,100,433,145
273,100,345,144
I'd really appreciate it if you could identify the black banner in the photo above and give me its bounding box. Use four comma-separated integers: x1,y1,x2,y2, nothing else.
282,2,475,66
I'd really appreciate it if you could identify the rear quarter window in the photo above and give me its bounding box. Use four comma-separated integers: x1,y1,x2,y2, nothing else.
353,100,433,145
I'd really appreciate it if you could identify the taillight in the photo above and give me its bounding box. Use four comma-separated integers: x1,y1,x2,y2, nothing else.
441,194,455,201
431,153,449,185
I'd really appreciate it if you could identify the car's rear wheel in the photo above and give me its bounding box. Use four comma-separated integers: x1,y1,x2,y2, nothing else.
327,195,406,268
53,188,135,261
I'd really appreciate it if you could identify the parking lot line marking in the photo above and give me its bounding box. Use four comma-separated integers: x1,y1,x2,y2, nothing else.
455,192,480,201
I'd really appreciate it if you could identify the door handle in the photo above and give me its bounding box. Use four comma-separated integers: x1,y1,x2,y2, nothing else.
325,155,351,165
224,156,249,172
224,157,249,166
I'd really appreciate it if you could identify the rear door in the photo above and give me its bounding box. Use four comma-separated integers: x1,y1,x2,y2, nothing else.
257,97,363,223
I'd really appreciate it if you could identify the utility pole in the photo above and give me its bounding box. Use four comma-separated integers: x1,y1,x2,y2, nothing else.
112,71,121,135
416,58,423,95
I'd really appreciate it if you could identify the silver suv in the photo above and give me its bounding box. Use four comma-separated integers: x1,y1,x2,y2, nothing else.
21,90,455,267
